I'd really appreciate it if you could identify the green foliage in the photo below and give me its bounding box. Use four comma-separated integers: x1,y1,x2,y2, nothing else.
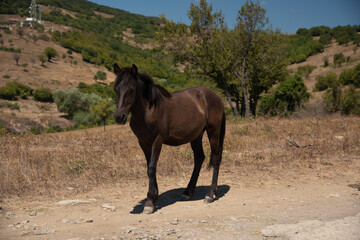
30,126,42,135
77,82,115,100
94,70,107,81
339,64,360,87
342,86,360,115
46,125,64,133
319,33,332,45
297,65,316,79
33,88,53,102
38,54,46,65
258,75,310,116
72,110,95,128
3,74,10,79
314,72,338,92
333,53,345,67
323,57,329,67
0,81,33,100
331,25,358,45
0,46,21,53
323,80,342,113
91,98,115,130
285,34,324,64
44,47,58,61
53,88,101,119
0,101,20,111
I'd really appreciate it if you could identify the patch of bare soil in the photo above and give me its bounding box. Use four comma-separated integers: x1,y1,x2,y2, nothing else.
0,174,359,239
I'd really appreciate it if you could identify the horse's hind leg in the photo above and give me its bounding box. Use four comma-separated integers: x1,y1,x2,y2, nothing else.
205,128,223,203
182,133,205,200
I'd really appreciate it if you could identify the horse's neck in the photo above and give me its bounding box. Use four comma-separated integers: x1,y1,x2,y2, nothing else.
130,87,147,120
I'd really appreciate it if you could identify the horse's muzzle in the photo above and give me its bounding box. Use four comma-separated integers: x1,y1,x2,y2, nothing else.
115,113,127,125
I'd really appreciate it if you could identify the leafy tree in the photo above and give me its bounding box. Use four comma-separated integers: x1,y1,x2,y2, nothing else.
38,54,46,66
53,88,101,119
91,98,115,131
297,65,316,79
13,53,21,65
339,63,360,87
44,47,58,62
323,79,342,113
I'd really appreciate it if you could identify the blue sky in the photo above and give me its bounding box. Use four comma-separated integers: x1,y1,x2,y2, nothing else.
89,0,360,33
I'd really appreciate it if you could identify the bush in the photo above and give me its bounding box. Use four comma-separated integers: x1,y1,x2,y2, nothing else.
94,70,107,81
30,126,42,135
0,86,17,100
46,125,64,133
258,75,310,116
323,81,342,113
314,72,338,91
53,88,101,119
72,110,95,128
339,64,360,87
33,88,53,102
342,86,360,115
297,65,316,79
334,53,345,67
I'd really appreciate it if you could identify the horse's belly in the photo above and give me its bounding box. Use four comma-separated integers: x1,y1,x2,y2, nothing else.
164,122,205,146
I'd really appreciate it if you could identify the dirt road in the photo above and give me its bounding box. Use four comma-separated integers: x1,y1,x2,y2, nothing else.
1,172,359,240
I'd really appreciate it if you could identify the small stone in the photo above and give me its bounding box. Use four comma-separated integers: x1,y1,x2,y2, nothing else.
34,230,55,235
5,212,12,218
171,219,179,225
61,218,69,223
30,211,37,216
200,219,207,223
56,199,90,206
8,224,14,228
72,220,81,224
21,220,30,225
85,218,93,223
101,204,116,212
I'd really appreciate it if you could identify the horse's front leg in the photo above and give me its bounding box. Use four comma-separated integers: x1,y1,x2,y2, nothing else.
143,136,163,214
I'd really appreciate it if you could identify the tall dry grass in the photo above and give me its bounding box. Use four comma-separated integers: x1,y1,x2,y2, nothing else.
0,115,359,197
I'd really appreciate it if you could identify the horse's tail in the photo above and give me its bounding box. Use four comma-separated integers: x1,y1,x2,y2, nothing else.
208,111,226,169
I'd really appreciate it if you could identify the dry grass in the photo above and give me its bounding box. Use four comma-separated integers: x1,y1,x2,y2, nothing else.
1,115,359,197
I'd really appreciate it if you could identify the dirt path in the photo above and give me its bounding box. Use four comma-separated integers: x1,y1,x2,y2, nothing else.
1,173,359,240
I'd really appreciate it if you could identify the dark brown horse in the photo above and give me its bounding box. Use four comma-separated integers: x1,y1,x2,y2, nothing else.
113,64,225,214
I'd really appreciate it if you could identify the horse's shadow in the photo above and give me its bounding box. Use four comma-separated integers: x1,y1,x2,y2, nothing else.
130,185,230,214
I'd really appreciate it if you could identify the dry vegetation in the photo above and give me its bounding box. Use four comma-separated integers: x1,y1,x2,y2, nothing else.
1,115,359,198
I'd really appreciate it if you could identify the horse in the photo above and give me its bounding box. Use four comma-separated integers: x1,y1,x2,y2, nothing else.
113,63,225,214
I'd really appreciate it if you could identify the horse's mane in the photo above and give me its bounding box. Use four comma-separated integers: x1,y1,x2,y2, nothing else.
138,73,172,108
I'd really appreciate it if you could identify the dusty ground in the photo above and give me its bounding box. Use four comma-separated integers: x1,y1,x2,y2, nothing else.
0,172,359,240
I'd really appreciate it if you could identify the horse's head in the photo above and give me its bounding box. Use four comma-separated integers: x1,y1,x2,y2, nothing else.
113,63,138,125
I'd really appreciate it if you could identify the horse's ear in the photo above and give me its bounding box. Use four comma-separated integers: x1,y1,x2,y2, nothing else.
131,64,138,77
114,63,121,76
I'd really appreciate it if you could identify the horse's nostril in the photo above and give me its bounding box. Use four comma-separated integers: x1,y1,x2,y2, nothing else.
115,114,127,124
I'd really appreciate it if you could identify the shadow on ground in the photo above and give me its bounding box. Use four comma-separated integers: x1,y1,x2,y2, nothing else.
131,185,230,214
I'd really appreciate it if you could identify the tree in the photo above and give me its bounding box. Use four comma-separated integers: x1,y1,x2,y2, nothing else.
91,98,115,131
38,54,46,66
44,47,58,62
13,53,21,66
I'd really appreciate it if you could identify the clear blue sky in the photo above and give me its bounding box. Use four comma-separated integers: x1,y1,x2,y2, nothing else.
89,0,360,33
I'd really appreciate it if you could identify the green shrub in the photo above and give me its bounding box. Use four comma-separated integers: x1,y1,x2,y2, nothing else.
30,126,42,135
339,64,360,87
72,110,95,128
323,81,342,113
94,70,107,81
0,86,17,100
53,88,101,119
258,75,310,116
44,47,58,61
5,102,20,111
3,74,10,79
314,72,338,91
33,88,53,102
342,86,360,115
46,125,64,133
297,65,316,79
323,57,329,67
334,53,345,67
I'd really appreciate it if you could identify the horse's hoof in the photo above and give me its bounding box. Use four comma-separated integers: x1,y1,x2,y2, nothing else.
181,194,191,201
143,206,154,214
204,195,214,203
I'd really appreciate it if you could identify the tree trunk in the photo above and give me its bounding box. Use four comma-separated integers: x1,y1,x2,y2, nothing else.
224,89,239,116
235,64,251,117
103,119,106,131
